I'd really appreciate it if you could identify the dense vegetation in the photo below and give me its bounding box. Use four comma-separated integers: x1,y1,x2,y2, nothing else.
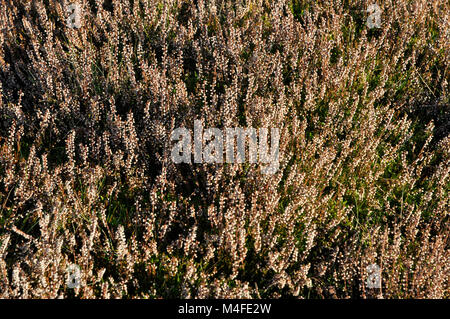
0,0,448,298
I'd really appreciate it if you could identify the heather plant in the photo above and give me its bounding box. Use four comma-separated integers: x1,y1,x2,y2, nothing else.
0,0,448,299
